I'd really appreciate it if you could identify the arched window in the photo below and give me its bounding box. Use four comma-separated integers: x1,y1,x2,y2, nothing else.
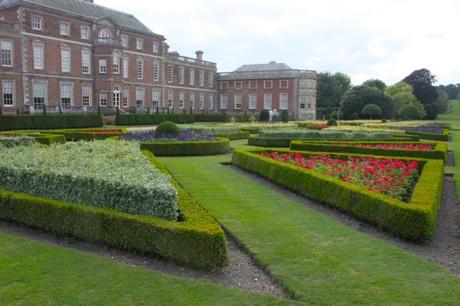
112,50,121,74
98,29,112,40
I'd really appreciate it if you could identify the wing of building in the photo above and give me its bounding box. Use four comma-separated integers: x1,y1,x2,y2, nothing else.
0,0,316,119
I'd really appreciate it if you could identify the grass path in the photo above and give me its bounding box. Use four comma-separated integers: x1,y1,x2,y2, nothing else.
0,231,293,305
161,152,460,304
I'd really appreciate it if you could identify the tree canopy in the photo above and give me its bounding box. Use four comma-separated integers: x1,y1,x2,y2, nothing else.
363,79,386,92
316,72,351,119
339,85,394,120
384,82,426,119
403,68,438,119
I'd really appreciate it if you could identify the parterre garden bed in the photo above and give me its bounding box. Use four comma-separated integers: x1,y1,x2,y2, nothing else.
0,141,227,269
232,149,444,242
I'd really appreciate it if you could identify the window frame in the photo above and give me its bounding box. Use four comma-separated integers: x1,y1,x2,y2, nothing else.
135,87,146,107
112,50,121,74
60,21,70,36
81,49,91,74
99,92,108,106
99,59,107,74
264,80,273,89
220,81,228,90
61,46,71,73
121,35,129,48
178,66,185,84
59,82,73,109
136,38,144,50
248,93,257,110
220,94,228,110
189,68,195,85
33,41,44,70
136,58,144,80
2,80,15,107
208,95,214,110
31,15,43,31
153,42,160,54
199,70,205,87
234,94,242,109
280,80,289,89
234,81,242,90
152,61,160,81
80,26,90,40
249,80,257,89
280,93,289,110
264,93,272,109
0,40,13,67
167,64,173,83
81,85,92,107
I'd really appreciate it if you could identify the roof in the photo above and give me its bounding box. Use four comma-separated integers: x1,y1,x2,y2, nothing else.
234,61,292,72
0,0,159,36
219,61,316,80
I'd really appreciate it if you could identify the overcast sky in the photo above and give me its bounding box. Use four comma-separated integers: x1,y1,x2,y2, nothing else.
97,0,459,85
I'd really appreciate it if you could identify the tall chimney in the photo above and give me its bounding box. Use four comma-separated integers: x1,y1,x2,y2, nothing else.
196,50,203,61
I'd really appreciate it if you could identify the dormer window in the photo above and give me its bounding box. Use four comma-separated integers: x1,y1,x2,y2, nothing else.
60,22,70,36
153,42,160,54
121,35,129,48
98,29,111,41
31,15,42,31
136,38,143,50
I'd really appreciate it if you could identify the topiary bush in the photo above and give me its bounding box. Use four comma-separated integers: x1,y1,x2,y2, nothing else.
259,109,270,122
400,105,421,120
361,104,382,119
155,121,180,138
280,110,289,123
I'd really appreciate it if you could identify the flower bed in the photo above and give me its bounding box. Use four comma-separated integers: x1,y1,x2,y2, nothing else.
258,129,396,140
289,141,448,161
184,127,249,140
0,151,227,269
123,130,214,142
262,152,419,201
82,129,124,135
0,141,178,220
232,149,444,242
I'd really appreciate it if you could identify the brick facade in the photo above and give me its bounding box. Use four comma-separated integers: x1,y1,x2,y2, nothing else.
0,0,316,119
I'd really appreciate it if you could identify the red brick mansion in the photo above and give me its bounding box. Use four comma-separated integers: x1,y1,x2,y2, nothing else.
0,0,317,119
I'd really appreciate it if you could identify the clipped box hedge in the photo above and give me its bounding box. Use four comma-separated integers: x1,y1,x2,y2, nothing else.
0,151,227,269
46,128,126,141
0,136,36,147
0,141,178,220
115,114,194,125
406,129,449,141
193,113,228,122
232,149,444,242
140,137,231,157
0,114,103,131
290,141,448,161
216,131,250,140
249,135,421,148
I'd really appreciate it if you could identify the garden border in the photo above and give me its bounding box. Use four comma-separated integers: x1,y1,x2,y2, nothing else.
140,137,231,157
232,149,444,242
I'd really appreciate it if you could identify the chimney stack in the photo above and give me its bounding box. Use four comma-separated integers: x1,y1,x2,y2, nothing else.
196,50,203,61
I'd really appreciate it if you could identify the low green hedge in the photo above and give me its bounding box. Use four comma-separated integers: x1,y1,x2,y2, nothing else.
248,135,417,148
140,137,231,157
216,131,250,140
232,150,444,242
0,114,103,131
290,141,448,161
0,136,36,147
193,114,228,122
406,129,449,141
46,128,127,141
115,114,194,125
0,151,227,269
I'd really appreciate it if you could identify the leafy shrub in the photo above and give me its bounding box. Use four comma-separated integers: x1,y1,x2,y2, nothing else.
0,136,36,147
280,110,289,123
185,127,241,135
0,114,102,131
232,150,444,242
115,114,194,125
155,121,180,138
0,141,178,220
260,109,270,122
400,105,422,120
327,119,338,126
46,128,126,141
194,113,228,122
361,104,382,119
0,151,227,269
141,137,231,156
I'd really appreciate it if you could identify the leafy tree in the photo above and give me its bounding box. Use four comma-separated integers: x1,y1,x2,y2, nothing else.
384,82,426,119
280,110,289,123
316,72,351,119
361,104,382,119
438,84,460,100
435,88,449,113
363,79,386,92
259,109,270,122
339,85,393,119
403,68,438,119
400,105,422,120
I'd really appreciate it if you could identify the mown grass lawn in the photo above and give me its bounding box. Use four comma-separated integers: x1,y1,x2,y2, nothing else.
161,150,460,304
0,231,293,306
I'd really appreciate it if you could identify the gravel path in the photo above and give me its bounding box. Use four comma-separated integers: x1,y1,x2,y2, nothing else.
0,222,287,298
230,165,460,275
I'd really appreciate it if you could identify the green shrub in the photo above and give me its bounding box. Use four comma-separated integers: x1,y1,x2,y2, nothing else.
155,121,180,138
0,141,178,220
46,128,126,141
0,136,36,147
248,135,293,147
0,151,227,269
290,141,448,161
115,114,194,125
232,150,444,242
400,105,422,120
193,113,228,122
405,129,449,141
259,109,270,122
216,131,250,140
258,129,395,140
0,114,103,131
141,138,231,157
327,119,338,126
361,104,382,119
280,110,289,123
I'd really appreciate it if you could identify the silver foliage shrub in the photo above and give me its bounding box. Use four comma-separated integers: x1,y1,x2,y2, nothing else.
258,129,394,140
0,141,178,220
0,136,36,147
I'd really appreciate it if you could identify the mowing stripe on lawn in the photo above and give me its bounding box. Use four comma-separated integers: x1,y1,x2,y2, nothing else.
160,153,460,305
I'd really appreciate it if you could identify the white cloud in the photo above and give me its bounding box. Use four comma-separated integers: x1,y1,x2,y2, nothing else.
96,0,460,84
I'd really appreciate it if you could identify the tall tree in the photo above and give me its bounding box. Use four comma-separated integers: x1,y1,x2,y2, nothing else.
435,88,449,113
403,69,438,119
316,72,351,119
438,84,460,100
384,82,426,119
363,79,386,92
339,85,394,120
